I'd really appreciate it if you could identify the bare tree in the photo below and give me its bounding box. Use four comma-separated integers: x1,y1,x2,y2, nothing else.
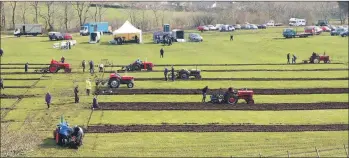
20,2,29,24
61,2,74,31
0,2,5,30
30,2,39,23
126,3,139,25
40,2,55,31
338,1,349,24
9,2,17,29
73,2,91,26
150,4,160,27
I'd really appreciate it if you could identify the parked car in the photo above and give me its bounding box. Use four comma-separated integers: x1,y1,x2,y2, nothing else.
257,24,267,29
215,24,224,29
249,24,258,29
331,27,347,36
321,26,331,32
241,24,251,29
207,25,217,30
266,20,275,26
219,25,235,32
63,33,73,40
233,24,241,30
304,26,315,35
275,23,283,26
314,26,323,35
340,30,348,37
49,32,64,41
188,33,203,42
328,25,336,31
197,26,209,31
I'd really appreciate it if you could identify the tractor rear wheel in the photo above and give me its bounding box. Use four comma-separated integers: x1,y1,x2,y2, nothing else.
228,97,238,105
127,82,134,88
180,73,189,80
109,79,120,88
134,65,140,71
313,59,319,63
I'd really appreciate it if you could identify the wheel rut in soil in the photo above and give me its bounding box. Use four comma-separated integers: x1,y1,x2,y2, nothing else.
95,88,349,95
86,124,348,133
96,102,348,111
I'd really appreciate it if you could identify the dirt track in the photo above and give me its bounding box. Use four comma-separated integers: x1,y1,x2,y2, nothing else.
96,102,348,111
3,86,45,88
86,124,348,133
134,77,349,81
0,94,37,98
3,78,42,80
95,88,349,95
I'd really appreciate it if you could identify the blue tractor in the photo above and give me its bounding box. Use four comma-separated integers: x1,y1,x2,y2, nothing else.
53,116,84,149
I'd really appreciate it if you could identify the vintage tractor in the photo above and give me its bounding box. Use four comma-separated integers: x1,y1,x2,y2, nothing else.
208,88,254,105
168,68,202,80
306,53,331,64
35,59,72,73
53,116,83,149
95,73,134,88
121,59,154,71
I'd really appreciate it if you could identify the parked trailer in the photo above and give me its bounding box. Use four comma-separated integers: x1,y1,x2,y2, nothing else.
283,28,311,38
14,24,42,37
80,22,112,36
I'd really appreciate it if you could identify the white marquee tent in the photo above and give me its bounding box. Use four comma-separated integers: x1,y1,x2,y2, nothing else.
112,21,142,43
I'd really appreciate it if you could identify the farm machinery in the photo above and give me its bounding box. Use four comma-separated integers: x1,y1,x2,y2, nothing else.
121,59,154,71
95,72,134,88
34,59,72,73
208,88,254,105
304,52,331,64
168,68,202,80
53,116,84,149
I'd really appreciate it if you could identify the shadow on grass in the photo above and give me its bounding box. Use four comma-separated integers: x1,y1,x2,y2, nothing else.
40,138,79,150
272,37,288,40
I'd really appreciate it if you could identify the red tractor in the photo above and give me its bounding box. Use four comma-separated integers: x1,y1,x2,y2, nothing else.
95,73,134,88
121,59,154,71
35,59,72,73
307,52,331,63
209,88,254,105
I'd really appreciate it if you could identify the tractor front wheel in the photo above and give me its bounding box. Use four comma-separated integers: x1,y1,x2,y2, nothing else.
246,98,254,104
64,68,71,73
228,97,238,105
195,75,202,79
146,65,153,71
109,79,120,88
127,82,134,88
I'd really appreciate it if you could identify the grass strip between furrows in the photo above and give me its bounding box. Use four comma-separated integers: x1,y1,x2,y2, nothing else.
25,132,348,157
89,110,348,125
96,102,349,111
96,94,349,103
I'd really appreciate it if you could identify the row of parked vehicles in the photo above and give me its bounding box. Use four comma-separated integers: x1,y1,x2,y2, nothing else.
197,23,270,32
283,25,348,38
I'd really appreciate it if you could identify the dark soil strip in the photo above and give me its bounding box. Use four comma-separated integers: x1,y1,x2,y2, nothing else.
1,72,75,75
3,78,42,80
86,124,348,133
0,94,37,99
96,102,349,111
100,63,345,67
95,88,349,95
0,67,47,69
3,86,46,88
134,77,349,81
112,68,348,73
0,63,49,65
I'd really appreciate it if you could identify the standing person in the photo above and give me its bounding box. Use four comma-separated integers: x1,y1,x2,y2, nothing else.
171,66,175,81
45,92,51,109
74,85,79,103
135,35,138,43
86,79,92,96
61,56,65,63
202,86,208,103
164,68,168,81
24,62,29,73
81,60,86,73
0,48,3,57
0,78,4,90
287,53,290,64
92,95,98,110
230,34,234,41
89,60,94,74
168,38,172,46
292,54,297,64
160,48,164,58
99,63,104,72
68,41,71,49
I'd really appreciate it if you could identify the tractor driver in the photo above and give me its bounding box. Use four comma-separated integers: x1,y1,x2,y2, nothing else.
71,125,84,146
311,52,317,63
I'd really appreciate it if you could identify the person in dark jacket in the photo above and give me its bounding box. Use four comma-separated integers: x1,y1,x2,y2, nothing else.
230,34,234,41
292,54,297,64
135,35,138,43
68,41,71,49
0,78,4,90
287,53,290,64
171,66,175,81
202,86,208,103
24,62,29,73
0,48,3,57
164,68,168,81
168,38,172,46
160,48,164,58
74,85,79,103
89,60,94,74
92,96,98,110
61,56,65,63
45,92,51,109
82,60,86,73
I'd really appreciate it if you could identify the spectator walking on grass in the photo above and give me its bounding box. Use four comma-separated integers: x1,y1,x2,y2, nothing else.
74,85,79,103
287,53,290,64
292,54,297,64
0,48,3,57
45,92,51,109
230,34,234,41
202,86,208,103
0,78,4,90
86,79,92,96
89,60,94,74
92,95,98,110
81,60,86,73
24,62,29,73
160,48,164,58
164,68,168,81
171,66,175,81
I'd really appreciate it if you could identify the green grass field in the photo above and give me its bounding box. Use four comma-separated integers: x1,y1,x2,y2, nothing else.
1,26,348,157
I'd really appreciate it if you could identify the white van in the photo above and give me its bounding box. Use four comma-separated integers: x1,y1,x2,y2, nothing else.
266,20,275,26
289,18,306,26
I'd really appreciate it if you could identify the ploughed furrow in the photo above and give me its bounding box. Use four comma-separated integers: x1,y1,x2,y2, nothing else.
95,88,349,95
0,72,77,75
86,124,349,133
134,77,349,81
0,94,37,99
0,67,47,69
101,63,345,67
3,78,42,80
3,86,45,88
112,68,349,73
96,102,349,111
0,63,49,65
